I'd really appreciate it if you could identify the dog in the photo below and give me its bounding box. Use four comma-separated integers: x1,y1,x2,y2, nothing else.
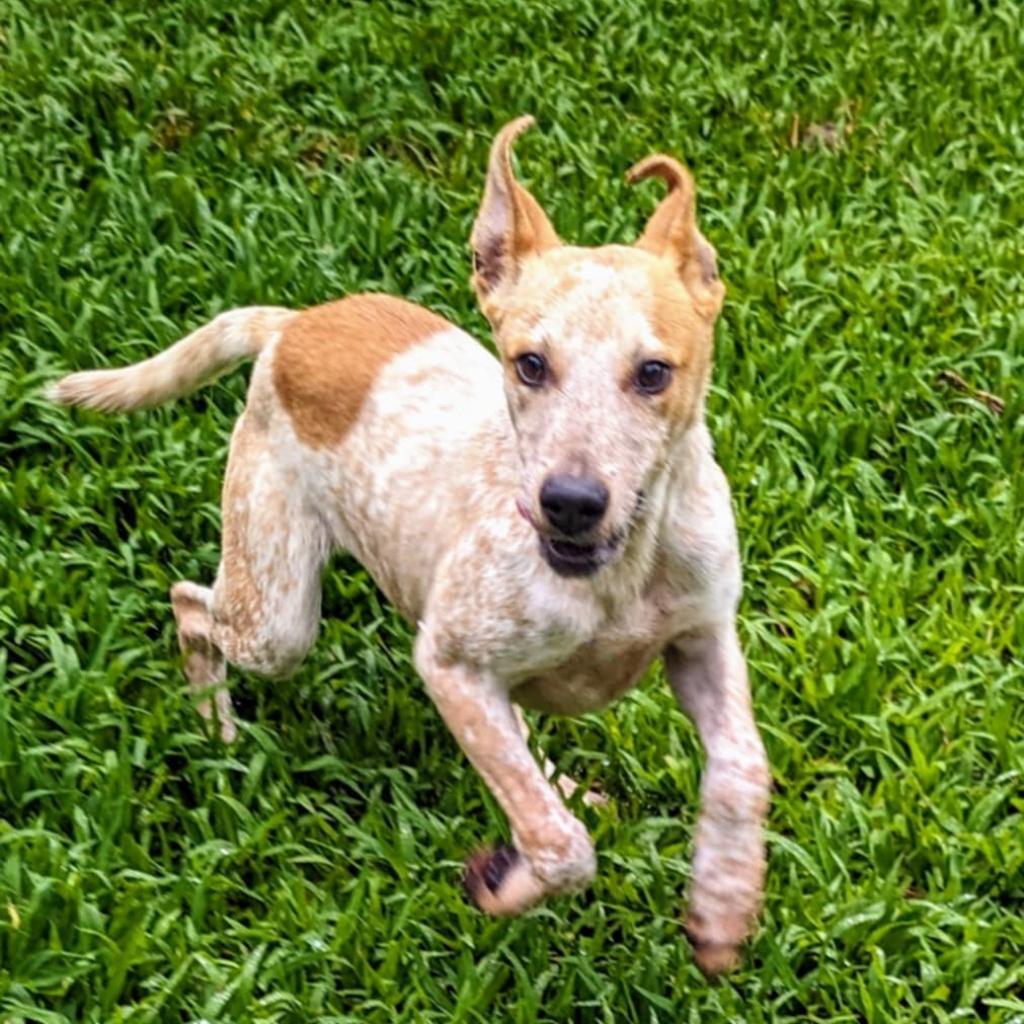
49,116,770,974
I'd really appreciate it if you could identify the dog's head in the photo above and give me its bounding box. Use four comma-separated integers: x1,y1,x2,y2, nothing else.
471,116,726,579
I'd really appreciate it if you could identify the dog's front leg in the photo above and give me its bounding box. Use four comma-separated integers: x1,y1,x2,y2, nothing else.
664,626,770,975
415,634,596,915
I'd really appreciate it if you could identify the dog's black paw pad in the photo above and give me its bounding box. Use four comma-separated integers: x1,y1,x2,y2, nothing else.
482,843,519,892
463,844,520,905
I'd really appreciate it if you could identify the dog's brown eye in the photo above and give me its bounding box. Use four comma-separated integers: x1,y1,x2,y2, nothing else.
515,352,548,387
635,360,672,395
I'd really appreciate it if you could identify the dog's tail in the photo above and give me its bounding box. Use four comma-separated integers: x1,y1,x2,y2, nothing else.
46,306,294,413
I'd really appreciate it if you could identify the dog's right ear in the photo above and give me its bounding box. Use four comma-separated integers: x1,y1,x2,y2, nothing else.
471,116,560,304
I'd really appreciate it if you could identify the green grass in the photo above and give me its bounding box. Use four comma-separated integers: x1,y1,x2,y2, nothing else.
1,0,1023,1020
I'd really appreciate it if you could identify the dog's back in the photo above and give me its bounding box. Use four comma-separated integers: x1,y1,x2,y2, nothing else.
49,292,516,621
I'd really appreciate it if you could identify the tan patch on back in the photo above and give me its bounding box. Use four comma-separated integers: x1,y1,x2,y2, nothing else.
273,293,451,448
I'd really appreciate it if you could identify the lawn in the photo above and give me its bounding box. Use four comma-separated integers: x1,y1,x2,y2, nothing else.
1,0,1023,1020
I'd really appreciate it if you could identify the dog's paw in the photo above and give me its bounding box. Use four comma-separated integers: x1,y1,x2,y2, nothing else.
463,843,518,899
688,937,741,977
684,912,747,977
214,709,238,744
462,844,546,916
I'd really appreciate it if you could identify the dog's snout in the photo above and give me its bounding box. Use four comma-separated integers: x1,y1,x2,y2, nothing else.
539,474,609,536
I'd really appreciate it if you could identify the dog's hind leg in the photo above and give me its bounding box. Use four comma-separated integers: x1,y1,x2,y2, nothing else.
208,413,330,685
171,580,236,742
171,412,329,741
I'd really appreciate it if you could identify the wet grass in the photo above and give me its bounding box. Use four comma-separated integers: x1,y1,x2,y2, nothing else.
1,0,1023,1020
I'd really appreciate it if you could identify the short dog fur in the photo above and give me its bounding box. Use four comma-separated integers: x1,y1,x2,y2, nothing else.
50,117,770,974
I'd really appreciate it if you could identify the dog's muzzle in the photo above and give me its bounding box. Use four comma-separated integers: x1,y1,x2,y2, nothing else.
516,496,626,579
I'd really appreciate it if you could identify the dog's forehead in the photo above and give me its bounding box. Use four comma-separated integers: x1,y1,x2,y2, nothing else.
525,246,655,311
513,245,700,357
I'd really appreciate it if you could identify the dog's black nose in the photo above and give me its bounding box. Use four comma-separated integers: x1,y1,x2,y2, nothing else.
540,474,609,536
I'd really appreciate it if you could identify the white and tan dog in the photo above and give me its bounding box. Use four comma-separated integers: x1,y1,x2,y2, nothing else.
50,117,770,974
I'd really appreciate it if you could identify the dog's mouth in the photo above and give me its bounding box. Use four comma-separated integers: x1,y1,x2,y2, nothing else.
539,534,620,578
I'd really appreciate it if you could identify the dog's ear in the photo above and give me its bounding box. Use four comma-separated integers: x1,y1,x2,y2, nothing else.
471,116,560,302
627,155,725,321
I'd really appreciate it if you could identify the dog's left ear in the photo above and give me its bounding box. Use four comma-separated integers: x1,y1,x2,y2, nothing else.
627,155,725,321
471,115,560,305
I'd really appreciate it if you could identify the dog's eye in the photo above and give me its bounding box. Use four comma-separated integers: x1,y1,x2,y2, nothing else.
634,360,672,395
515,352,548,387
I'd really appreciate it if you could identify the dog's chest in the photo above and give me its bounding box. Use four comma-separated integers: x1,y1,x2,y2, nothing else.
507,489,740,716
510,572,709,715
